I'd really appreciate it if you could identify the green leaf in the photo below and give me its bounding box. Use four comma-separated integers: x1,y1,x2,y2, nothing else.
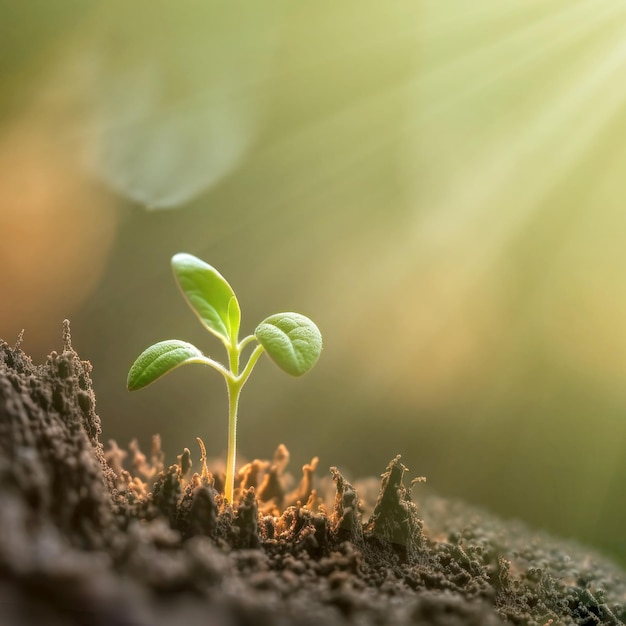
255,312,322,377
171,253,240,344
227,296,241,342
127,340,205,391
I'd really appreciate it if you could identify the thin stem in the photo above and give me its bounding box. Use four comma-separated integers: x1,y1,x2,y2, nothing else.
236,344,265,385
222,342,265,504
227,342,240,377
224,377,241,504
237,334,257,352
187,356,231,380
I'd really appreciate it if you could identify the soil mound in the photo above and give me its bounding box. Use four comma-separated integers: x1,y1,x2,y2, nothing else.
1,324,625,625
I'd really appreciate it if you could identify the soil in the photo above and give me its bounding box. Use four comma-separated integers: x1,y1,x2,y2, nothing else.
1,322,625,626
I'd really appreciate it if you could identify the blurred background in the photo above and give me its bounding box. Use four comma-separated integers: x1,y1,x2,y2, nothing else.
2,1,626,566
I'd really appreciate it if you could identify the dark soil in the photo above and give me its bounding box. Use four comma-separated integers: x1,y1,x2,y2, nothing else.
1,322,625,626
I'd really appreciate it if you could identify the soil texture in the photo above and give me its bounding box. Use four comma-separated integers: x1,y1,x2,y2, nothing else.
1,323,625,626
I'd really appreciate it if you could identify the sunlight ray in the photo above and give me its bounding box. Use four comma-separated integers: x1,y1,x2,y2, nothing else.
412,25,626,253
418,0,626,121
323,5,626,405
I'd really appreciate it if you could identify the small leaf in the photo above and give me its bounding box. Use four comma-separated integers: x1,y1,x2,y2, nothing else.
255,313,322,376
171,253,240,344
127,340,205,391
228,296,241,342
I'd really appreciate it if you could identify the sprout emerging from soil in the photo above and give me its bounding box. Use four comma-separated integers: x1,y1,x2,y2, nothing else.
127,253,322,504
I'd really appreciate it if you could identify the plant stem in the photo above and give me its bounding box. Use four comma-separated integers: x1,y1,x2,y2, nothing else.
224,377,241,504
223,341,241,504
222,342,265,504
237,344,265,384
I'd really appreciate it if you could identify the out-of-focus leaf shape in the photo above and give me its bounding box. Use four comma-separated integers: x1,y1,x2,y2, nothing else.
127,339,205,391
86,1,285,209
255,312,322,376
171,253,240,344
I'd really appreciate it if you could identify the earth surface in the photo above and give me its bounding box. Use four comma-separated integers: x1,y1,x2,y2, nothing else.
1,322,625,626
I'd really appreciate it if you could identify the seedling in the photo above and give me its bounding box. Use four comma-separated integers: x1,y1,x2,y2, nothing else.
127,253,322,504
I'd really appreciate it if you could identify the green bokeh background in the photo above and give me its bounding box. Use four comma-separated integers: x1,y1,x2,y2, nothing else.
2,1,626,567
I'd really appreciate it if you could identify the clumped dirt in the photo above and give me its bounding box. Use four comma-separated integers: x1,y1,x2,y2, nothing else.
1,323,625,626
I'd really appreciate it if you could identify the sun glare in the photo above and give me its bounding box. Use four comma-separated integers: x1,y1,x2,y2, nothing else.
310,0,626,412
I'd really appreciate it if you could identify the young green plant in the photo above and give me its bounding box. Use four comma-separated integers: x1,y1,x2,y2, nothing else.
126,253,322,504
